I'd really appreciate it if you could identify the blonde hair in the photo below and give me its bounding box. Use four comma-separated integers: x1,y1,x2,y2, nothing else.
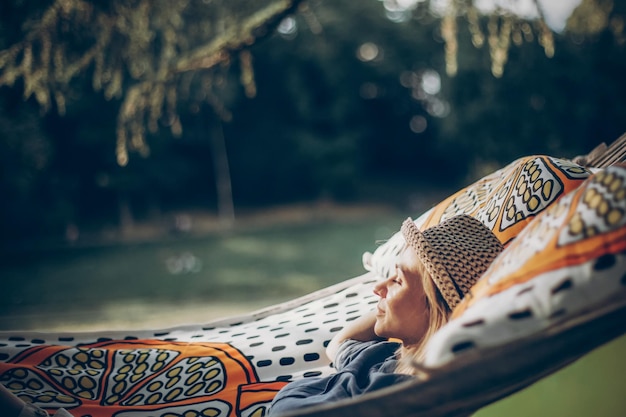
394,260,451,375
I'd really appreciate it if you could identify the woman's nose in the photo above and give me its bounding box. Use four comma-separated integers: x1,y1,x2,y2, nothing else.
373,280,386,298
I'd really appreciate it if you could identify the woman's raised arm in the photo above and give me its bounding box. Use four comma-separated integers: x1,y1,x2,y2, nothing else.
325,309,382,362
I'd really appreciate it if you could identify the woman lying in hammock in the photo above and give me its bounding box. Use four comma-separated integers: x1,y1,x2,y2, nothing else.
0,214,503,417
268,214,503,416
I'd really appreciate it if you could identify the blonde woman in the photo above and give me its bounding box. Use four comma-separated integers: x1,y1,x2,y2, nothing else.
269,215,503,416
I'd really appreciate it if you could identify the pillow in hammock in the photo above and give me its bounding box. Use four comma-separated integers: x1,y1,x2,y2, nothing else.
362,155,592,280
422,163,626,367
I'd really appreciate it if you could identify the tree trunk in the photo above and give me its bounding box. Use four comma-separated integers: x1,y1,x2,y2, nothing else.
210,121,235,228
118,192,134,236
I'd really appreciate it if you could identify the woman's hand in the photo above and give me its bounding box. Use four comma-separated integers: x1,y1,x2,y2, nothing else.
325,309,383,362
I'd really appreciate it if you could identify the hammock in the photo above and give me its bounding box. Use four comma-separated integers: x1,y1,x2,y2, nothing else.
1,133,625,417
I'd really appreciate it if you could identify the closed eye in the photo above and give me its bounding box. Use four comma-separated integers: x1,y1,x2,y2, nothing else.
387,270,401,285
393,264,406,284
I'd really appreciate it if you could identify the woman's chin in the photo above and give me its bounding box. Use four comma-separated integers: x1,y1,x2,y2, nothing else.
373,321,387,338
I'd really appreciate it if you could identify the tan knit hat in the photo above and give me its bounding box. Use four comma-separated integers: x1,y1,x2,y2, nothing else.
401,215,503,310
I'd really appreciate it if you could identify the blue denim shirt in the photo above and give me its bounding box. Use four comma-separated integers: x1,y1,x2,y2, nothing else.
268,339,413,416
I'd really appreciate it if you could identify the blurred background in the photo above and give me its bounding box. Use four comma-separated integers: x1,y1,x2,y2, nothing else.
0,0,625,415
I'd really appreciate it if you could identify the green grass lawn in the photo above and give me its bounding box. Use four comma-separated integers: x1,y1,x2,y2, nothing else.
1,213,624,416
0,213,403,330
474,334,626,417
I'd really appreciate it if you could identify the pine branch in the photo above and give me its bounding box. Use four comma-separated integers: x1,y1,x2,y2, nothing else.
173,0,305,74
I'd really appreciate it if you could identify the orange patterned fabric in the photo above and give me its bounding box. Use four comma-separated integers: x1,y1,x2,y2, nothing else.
422,164,626,367
420,155,592,245
363,156,592,282
452,163,626,318
0,339,287,417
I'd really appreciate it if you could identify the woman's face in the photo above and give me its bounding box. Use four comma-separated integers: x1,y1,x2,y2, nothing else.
373,246,429,347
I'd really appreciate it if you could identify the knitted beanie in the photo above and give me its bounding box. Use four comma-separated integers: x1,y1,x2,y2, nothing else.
401,215,504,310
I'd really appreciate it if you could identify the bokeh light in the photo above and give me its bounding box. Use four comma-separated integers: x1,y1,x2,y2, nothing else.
357,42,381,62
277,16,298,39
420,69,441,95
409,115,428,133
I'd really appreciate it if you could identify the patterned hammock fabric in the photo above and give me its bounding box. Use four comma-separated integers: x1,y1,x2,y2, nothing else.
1,340,285,417
362,155,594,279
0,276,379,417
423,163,626,367
1,156,625,417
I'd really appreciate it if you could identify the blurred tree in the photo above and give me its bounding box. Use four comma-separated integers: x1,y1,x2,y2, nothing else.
0,0,304,232
0,0,625,245
0,0,305,163
2,0,621,168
